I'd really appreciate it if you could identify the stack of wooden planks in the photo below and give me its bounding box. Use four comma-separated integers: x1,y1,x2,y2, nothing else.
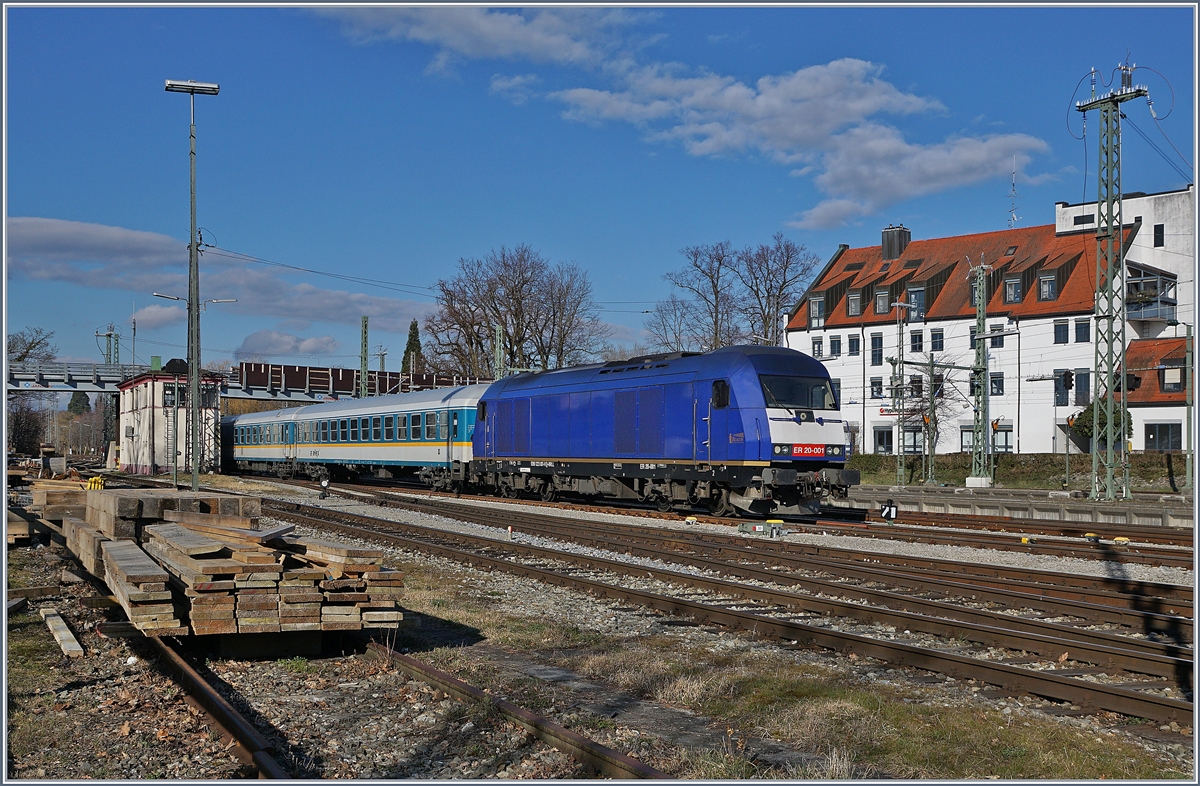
85,489,261,541
30,485,87,523
270,536,407,630
62,517,110,576
100,539,188,636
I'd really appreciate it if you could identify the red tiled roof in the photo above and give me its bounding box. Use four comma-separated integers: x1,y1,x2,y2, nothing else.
788,223,1139,330
1123,337,1189,406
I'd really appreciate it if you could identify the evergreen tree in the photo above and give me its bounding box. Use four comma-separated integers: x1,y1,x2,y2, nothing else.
401,319,425,375
67,391,92,416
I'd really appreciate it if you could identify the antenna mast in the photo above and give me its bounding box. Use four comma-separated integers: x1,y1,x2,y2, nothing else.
1006,155,1021,228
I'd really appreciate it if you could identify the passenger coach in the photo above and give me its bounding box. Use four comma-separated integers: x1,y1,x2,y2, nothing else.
224,385,488,483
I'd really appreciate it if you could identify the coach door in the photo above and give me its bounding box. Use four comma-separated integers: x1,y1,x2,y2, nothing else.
448,411,460,464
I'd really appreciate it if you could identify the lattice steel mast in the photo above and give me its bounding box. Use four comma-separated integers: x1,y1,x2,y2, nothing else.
1076,65,1147,500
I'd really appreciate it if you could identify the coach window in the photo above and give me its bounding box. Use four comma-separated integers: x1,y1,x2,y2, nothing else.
712,380,730,409
350,418,359,442
359,417,369,441
397,414,408,441
439,414,449,440
317,421,325,442
410,413,422,440
374,416,384,441
384,415,394,441
339,419,349,442
426,411,438,440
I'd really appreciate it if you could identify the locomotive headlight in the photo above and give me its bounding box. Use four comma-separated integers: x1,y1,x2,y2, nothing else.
773,444,789,455
825,445,843,457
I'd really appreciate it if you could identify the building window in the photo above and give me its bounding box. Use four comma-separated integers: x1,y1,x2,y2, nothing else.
1054,321,1069,344
1004,279,1022,304
930,329,944,352
994,427,1014,453
810,297,825,328
969,326,977,348
870,333,883,366
990,373,1004,396
831,379,841,406
1145,423,1182,451
848,335,860,356
910,330,923,352
1075,319,1090,343
1074,370,1091,406
1073,214,1094,226
1163,366,1184,393
847,292,861,317
960,427,974,453
907,287,925,321
932,374,945,398
1038,276,1057,301
829,336,841,356
811,338,823,358
902,428,923,454
870,378,884,399
873,427,894,455
989,323,1004,348
969,373,979,397
910,375,923,400
1154,223,1165,248
875,291,890,314
970,282,981,307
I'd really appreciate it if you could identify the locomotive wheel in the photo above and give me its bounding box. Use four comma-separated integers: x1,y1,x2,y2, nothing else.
539,485,557,503
498,484,516,499
655,495,674,513
706,489,732,517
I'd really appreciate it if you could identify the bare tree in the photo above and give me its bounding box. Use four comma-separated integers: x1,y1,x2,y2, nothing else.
425,245,607,377
644,293,699,352
6,326,59,454
599,342,654,362
663,241,744,350
736,233,821,346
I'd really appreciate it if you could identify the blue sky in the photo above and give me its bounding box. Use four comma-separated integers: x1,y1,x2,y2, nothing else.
5,5,1195,371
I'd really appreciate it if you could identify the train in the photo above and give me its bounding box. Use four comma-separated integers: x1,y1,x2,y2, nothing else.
222,345,859,516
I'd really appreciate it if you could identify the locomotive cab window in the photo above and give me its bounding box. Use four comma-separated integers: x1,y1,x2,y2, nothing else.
476,401,487,420
712,380,730,409
760,375,838,410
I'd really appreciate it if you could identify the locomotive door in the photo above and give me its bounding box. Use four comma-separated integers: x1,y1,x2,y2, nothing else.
693,384,711,463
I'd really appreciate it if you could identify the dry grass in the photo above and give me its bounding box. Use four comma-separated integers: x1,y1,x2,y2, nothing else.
384,550,1191,779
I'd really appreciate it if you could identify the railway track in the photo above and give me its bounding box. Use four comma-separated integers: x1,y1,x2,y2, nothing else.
262,498,1194,725
306,476,1194,568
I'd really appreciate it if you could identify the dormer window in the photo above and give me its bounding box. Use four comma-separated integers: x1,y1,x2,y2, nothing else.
1004,278,1022,304
1004,246,1018,256
1038,275,1057,301
875,290,890,314
809,297,825,328
880,262,891,272
847,291,861,317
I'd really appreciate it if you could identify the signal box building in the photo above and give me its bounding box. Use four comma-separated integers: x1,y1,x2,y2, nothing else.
786,185,1193,457
118,359,223,475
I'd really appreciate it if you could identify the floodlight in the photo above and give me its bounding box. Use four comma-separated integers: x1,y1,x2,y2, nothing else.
165,79,220,95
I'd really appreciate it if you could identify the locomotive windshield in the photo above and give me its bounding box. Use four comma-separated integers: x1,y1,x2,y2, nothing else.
760,375,837,410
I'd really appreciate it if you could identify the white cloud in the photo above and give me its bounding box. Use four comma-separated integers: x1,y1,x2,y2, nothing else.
319,7,635,70
7,217,438,336
490,73,541,105
549,59,1045,227
132,303,186,330
234,330,340,361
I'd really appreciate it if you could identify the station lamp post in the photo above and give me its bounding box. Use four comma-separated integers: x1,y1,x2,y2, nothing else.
152,292,235,487
165,78,220,490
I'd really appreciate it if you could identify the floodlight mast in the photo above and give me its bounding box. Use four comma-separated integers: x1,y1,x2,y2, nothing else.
165,78,220,490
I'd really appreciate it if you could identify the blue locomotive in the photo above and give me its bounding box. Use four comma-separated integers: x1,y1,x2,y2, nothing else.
472,346,856,515
223,346,858,515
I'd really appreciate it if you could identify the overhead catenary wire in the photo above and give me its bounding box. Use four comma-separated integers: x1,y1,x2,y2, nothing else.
1122,114,1192,181
200,245,437,299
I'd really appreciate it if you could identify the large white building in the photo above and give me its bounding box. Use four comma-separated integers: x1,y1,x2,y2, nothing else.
785,185,1193,457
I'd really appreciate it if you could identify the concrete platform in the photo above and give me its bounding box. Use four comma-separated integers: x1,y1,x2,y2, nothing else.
836,485,1194,529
